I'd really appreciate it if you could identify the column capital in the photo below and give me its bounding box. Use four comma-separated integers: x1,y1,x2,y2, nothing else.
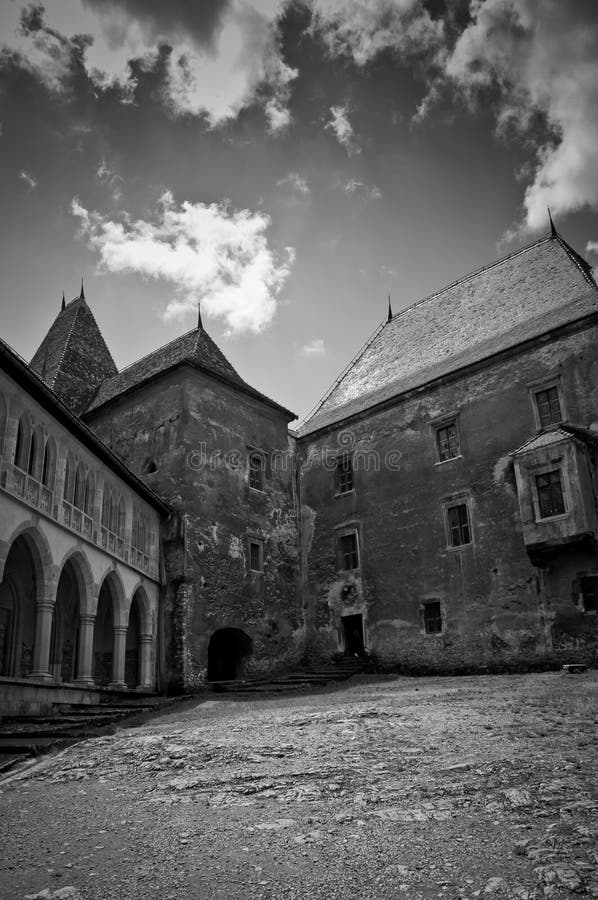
80,612,96,626
114,624,128,636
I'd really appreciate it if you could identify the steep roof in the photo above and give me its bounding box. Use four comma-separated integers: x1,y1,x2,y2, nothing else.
299,234,598,436
512,423,598,455
30,291,118,415
85,324,295,419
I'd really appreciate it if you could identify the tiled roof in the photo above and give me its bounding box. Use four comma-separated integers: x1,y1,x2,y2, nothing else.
86,326,295,418
299,235,598,436
512,423,598,455
30,294,118,415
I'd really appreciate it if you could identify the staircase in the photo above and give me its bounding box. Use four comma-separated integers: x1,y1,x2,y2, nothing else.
210,655,376,695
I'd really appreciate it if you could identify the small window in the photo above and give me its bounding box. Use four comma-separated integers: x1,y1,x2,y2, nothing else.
580,576,598,613
336,454,353,494
447,503,471,547
436,422,460,462
248,452,264,492
338,532,359,571
248,539,263,573
535,386,562,427
536,470,565,518
424,601,442,634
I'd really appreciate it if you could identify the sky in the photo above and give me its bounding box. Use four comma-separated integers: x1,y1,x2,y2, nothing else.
1,0,597,423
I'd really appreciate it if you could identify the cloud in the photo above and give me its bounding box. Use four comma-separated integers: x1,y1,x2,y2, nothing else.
300,338,325,356
1,1,295,128
277,172,310,196
344,178,381,199
310,0,445,66
96,159,123,202
19,169,38,189
587,242,598,255
326,104,360,155
439,0,598,232
71,191,294,334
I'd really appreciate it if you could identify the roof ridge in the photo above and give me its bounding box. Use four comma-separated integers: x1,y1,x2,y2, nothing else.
555,235,598,289
113,327,198,377
388,235,552,326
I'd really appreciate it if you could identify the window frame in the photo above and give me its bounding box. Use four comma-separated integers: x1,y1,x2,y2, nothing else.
579,575,598,614
430,412,462,466
335,452,354,496
247,537,264,573
336,528,360,572
248,449,266,493
528,376,566,431
442,496,473,549
423,600,443,635
533,466,567,521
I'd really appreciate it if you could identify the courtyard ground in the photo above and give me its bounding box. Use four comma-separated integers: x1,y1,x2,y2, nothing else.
0,670,597,900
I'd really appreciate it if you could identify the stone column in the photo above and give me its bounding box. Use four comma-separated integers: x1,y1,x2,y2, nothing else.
137,634,154,691
74,613,96,686
109,625,127,689
30,597,54,681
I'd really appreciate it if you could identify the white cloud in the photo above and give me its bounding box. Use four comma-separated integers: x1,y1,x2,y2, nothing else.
277,172,311,196
300,338,325,356
96,159,123,202
343,178,381,199
71,191,294,334
326,104,360,155
19,170,37,190
310,0,445,66
587,242,598,255
440,0,598,232
0,1,295,128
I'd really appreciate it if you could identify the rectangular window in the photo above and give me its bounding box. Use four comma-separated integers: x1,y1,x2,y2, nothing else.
248,452,264,491
535,386,562,427
447,503,471,547
424,601,442,634
339,532,359,571
580,576,598,613
536,470,565,518
436,423,460,462
336,454,354,494
248,539,263,573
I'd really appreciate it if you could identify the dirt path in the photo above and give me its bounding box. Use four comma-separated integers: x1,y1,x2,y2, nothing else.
1,671,597,900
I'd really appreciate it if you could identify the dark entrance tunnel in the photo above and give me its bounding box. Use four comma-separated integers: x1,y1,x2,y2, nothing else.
207,627,252,681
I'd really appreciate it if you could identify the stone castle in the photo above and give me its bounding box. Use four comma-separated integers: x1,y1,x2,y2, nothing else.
1,227,597,712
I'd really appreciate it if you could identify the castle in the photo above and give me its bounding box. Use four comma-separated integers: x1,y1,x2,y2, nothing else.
1,227,597,713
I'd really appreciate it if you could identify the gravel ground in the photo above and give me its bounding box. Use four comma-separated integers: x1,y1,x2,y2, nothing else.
1,671,597,900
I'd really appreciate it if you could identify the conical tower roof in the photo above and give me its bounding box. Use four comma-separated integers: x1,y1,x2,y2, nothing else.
30,290,118,414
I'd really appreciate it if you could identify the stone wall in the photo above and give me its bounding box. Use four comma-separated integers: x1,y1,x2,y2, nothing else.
298,321,598,672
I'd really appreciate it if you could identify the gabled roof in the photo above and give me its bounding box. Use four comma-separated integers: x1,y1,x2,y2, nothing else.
85,325,295,420
30,291,118,415
512,423,598,455
299,234,598,436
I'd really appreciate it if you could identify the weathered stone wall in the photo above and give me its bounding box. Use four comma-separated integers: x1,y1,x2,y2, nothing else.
86,365,302,688
298,321,598,672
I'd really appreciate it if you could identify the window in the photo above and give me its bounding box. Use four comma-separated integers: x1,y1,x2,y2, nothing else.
436,422,460,462
248,452,264,492
447,503,471,547
534,385,563,427
336,454,354,494
338,532,359,571
424,601,442,634
580,576,598,613
248,539,263,573
536,470,565,518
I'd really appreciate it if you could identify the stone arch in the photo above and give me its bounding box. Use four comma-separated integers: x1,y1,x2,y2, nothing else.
0,525,53,677
28,424,44,479
64,452,76,504
14,413,32,471
50,557,85,683
41,436,57,490
84,470,95,516
73,461,86,510
207,628,253,681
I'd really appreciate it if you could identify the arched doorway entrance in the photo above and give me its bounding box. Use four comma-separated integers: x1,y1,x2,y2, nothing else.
50,560,81,683
0,535,38,676
207,628,252,681
93,578,116,686
125,596,140,689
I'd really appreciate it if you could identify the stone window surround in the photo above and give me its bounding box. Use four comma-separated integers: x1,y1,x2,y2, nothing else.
441,492,473,550
429,411,463,466
247,534,264,573
529,458,569,523
334,521,361,572
247,445,267,493
527,373,567,432
421,598,443,635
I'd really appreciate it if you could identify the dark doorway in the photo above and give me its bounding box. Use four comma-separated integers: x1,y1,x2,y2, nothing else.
342,614,364,656
207,628,252,681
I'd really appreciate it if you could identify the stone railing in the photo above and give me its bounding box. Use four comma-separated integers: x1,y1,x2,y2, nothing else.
1,462,157,579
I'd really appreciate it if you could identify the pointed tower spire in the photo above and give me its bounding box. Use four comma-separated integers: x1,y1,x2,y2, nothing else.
548,206,557,237
61,291,65,311
197,301,203,330
79,277,85,301
387,295,393,323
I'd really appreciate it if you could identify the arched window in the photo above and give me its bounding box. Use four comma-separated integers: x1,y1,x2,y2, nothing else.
64,454,75,503
28,426,44,479
118,497,126,538
73,462,86,510
84,471,95,516
14,416,31,470
109,492,118,533
101,483,110,528
0,394,7,459
41,438,57,490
